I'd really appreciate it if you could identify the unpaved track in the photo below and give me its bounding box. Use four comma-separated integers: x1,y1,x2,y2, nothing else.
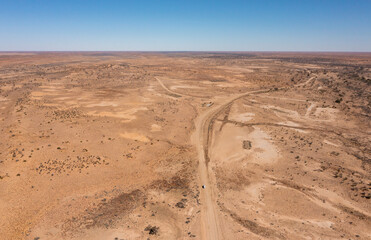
156,74,316,239
192,75,317,239
155,77,184,98
191,88,274,240
155,76,208,98
156,74,226,239
192,105,224,240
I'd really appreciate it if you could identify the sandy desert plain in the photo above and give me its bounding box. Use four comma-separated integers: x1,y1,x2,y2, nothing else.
0,52,370,240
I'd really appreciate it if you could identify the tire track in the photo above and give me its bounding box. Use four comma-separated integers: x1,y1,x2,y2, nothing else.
191,88,276,240
192,74,318,239
155,77,183,98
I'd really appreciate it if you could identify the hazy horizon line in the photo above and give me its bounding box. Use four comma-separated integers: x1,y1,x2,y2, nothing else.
1,50,370,53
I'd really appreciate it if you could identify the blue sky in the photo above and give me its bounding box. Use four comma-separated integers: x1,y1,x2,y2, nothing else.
0,0,370,51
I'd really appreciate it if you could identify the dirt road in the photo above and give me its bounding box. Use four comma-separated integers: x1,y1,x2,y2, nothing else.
192,88,275,240
155,77,183,98
192,73,318,239
156,69,315,239
192,105,224,240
